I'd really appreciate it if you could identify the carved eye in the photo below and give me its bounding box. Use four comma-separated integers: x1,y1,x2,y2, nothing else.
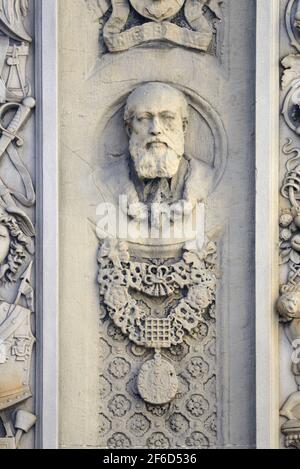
137,115,150,122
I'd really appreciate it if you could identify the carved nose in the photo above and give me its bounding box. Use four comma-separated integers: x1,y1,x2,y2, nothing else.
150,118,162,136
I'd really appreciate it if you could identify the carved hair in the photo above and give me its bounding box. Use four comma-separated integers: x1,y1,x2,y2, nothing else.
124,82,189,131
0,212,30,283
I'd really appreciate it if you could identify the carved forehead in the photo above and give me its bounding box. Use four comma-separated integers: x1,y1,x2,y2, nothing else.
125,83,189,119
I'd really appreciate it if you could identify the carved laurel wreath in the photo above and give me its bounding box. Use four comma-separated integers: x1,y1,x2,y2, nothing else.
98,239,216,347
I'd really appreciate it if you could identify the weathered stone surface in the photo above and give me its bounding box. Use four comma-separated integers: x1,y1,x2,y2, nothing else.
58,0,256,449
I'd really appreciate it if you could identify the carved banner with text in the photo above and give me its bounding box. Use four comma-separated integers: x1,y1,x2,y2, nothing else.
86,0,223,55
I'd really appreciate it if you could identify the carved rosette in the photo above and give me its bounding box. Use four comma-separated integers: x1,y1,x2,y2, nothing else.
0,0,36,449
98,240,216,350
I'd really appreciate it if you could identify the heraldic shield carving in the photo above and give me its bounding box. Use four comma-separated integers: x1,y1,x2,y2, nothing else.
86,0,224,55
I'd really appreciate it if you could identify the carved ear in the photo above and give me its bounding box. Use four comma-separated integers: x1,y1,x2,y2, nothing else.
6,206,35,238
183,118,189,134
125,120,133,137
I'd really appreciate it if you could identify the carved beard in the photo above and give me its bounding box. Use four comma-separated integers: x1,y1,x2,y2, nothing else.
129,138,184,180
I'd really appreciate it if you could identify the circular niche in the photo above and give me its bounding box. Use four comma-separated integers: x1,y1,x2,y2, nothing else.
97,82,227,197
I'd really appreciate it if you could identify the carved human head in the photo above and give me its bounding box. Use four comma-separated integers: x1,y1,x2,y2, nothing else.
124,82,189,180
277,291,300,322
0,206,35,283
129,0,185,22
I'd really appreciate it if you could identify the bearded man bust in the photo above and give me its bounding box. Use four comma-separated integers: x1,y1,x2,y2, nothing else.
97,82,214,257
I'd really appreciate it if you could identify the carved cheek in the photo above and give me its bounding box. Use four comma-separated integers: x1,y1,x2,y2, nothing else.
133,120,149,137
0,227,10,264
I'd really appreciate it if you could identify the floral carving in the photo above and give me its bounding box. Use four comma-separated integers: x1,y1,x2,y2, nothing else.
186,431,209,448
99,239,130,269
279,209,300,267
107,433,131,449
108,394,131,417
186,395,209,417
190,321,209,341
144,265,175,297
168,413,189,434
107,323,126,342
163,342,190,362
278,139,300,445
98,240,217,348
147,432,170,449
108,357,131,379
187,357,209,379
146,403,170,417
127,413,151,437
104,286,129,311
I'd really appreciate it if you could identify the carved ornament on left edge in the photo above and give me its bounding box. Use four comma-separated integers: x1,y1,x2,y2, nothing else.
0,0,36,450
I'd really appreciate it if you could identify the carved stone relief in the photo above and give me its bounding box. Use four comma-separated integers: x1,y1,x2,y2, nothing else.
97,81,226,447
0,0,36,449
278,140,300,448
277,0,300,449
86,0,223,55
286,0,300,52
56,0,259,448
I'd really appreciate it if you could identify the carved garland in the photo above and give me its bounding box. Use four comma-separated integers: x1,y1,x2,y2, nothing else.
278,0,300,450
98,239,217,405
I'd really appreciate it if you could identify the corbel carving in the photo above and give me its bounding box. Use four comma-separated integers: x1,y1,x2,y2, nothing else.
0,0,36,449
86,0,223,55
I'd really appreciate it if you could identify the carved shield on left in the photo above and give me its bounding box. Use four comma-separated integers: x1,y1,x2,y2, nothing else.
0,302,35,411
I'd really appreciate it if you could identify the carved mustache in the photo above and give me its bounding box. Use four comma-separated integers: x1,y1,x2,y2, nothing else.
145,139,169,150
